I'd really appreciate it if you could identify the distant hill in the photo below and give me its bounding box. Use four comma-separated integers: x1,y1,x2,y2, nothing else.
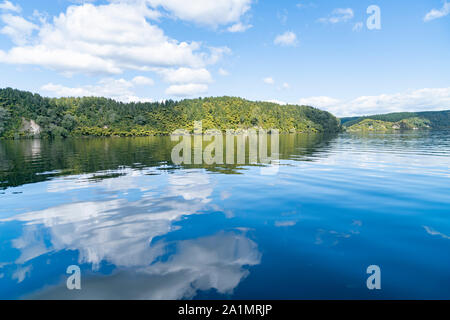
0,88,341,139
341,110,450,132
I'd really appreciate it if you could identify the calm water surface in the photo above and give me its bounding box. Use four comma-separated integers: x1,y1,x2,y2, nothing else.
0,132,449,299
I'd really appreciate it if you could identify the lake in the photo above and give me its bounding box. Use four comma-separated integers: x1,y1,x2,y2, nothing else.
0,132,449,300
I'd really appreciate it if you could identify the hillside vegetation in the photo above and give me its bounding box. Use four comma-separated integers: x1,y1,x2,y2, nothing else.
342,110,450,132
346,118,431,132
0,88,341,139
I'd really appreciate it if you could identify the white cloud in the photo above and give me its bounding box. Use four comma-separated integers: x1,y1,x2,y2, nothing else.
424,1,450,22
319,8,354,24
204,46,232,65
227,22,252,32
274,31,298,47
165,83,208,97
41,78,154,103
298,96,341,108
298,87,450,117
0,2,221,75
132,76,154,86
0,1,21,13
0,1,243,98
265,99,287,105
147,0,253,28
263,77,275,85
0,13,38,45
282,82,290,89
157,67,212,84
218,68,229,76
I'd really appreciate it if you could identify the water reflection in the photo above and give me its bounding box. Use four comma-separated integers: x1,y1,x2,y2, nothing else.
1,132,450,299
28,231,260,300
4,172,214,271
0,169,260,299
0,133,337,189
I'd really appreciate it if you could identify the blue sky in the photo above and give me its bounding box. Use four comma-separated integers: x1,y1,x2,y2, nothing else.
0,0,449,116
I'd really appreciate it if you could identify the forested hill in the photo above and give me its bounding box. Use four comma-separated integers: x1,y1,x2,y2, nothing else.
0,88,341,139
341,110,450,132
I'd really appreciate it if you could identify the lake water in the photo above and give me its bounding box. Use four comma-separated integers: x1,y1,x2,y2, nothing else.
0,132,449,300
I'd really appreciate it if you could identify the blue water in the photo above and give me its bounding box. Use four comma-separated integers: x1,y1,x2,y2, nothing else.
0,132,449,299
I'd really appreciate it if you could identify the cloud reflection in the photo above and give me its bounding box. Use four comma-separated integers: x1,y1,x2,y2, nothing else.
28,231,261,300
424,226,450,240
1,170,261,299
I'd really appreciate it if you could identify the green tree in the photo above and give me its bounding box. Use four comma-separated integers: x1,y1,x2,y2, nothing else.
62,114,77,131
0,106,10,134
134,114,148,125
0,88,343,139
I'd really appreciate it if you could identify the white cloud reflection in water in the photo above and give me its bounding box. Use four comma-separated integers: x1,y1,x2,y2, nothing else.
28,231,260,300
0,170,261,299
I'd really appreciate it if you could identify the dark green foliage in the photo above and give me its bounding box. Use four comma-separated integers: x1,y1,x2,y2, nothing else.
342,110,450,130
61,114,77,131
0,106,10,134
340,116,361,126
134,115,148,126
417,110,450,129
346,117,431,132
0,88,342,139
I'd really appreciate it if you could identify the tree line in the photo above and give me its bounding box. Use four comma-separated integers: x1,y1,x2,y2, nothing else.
0,88,341,139
341,110,450,130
